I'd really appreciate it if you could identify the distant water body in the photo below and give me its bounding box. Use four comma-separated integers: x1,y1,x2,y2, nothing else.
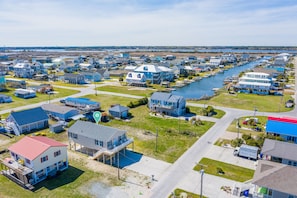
172,57,271,99
3,47,297,54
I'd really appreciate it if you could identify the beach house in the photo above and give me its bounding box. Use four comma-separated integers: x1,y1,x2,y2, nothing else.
149,92,186,116
68,120,134,165
236,72,274,95
0,136,68,188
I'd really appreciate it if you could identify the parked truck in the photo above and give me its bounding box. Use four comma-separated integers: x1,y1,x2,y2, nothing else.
233,144,259,160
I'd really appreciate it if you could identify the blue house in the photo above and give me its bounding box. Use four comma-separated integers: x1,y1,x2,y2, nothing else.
266,116,297,143
108,104,129,119
149,92,186,117
41,104,79,121
14,89,36,99
7,107,49,135
0,94,12,103
64,97,100,111
80,72,102,82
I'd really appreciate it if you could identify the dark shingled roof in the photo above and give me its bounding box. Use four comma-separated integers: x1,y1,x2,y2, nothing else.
10,107,48,126
262,139,297,162
252,160,297,196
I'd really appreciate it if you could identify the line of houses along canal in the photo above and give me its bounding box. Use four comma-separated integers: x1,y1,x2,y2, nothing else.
172,56,271,99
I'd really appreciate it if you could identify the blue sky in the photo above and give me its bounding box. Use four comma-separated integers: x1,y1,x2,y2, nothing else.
0,0,296,46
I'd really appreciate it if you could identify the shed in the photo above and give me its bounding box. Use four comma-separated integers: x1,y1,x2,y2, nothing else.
49,123,64,133
108,104,129,119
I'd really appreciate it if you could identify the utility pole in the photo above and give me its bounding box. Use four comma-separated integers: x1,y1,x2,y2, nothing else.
237,118,240,139
196,163,207,198
117,152,120,180
155,128,158,152
253,107,257,117
200,169,204,198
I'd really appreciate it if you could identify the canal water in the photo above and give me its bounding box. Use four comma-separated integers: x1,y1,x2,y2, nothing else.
172,57,271,99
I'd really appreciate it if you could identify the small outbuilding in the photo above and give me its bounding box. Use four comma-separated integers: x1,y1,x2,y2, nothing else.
108,104,129,119
49,123,64,133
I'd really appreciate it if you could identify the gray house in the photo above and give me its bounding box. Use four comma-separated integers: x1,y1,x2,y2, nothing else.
149,92,186,116
108,104,129,119
68,120,133,165
252,160,297,198
261,139,297,166
41,104,79,121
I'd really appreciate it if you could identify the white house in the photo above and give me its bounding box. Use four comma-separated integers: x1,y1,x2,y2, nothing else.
1,136,68,188
125,72,147,86
134,64,163,84
236,72,274,95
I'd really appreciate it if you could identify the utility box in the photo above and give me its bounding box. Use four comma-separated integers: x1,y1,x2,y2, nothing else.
234,144,259,160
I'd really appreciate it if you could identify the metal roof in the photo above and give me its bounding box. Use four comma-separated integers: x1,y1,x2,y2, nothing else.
68,120,126,141
8,136,66,160
266,119,297,137
10,107,48,126
65,97,99,105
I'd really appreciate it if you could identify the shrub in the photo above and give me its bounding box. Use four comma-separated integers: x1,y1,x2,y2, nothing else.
231,138,244,147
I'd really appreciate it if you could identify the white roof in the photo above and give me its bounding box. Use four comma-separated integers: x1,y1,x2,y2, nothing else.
239,81,271,87
14,63,30,68
134,64,162,73
245,72,269,76
124,65,137,70
158,66,172,72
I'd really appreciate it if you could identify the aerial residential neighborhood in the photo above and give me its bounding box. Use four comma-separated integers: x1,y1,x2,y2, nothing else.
0,46,296,198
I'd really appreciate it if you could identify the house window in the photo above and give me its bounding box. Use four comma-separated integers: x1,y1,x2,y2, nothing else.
99,141,103,147
11,152,15,157
68,132,78,139
40,155,48,163
25,158,30,164
54,150,61,157
95,139,99,145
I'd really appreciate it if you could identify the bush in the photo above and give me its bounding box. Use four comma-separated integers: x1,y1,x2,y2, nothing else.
217,167,225,175
231,138,244,147
242,134,252,141
128,97,148,108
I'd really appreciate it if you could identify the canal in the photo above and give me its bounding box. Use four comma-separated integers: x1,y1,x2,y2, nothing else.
172,57,271,99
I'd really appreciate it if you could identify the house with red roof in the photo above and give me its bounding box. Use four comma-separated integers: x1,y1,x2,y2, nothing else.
0,136,68,188
266,116,297,143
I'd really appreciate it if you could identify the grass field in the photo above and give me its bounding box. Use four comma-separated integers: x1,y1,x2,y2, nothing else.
96,85,155,97
170,188,205,198
189,106,226,119
103,105,214,163
226,116,268,136
0,87,79,111
194,158,254,182
191,91,294,112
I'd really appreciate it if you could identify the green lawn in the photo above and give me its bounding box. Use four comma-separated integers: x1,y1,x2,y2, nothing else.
194,158,254,182
103,105,214,163
190,91,294,112
170,188,206,198
227,116,268,136
0,87,79,111
79,94,139,111
96,85,155,97
189,106,226,119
